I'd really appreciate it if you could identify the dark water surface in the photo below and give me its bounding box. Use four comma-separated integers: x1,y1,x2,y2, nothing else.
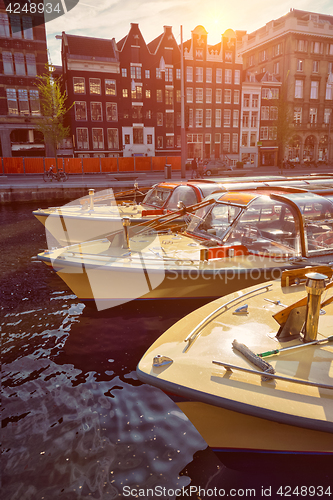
1,202,332,500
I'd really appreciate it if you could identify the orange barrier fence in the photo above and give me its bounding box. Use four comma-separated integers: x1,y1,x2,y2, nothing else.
1,156,182,174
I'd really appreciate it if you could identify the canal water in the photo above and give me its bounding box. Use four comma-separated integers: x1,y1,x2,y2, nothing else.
1,202,332,500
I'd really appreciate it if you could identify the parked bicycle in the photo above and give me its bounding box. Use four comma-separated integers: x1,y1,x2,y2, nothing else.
43,165,68,182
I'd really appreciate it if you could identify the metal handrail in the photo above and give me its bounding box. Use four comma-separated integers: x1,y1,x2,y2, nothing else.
212,360,333,390
184,283,273,346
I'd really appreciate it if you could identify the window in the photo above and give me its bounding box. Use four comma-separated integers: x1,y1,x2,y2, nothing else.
156,68,162,79
224,89,231,104
130,66,141,79
295,80,303,98
206,67,212,83
165,68,173,83
252,94,259,108
273,43,282,56
196,88,203,103
196,67,203,82
122,89,128,98
157,112,163,126
294,107,302,124
216,68,222,83
2,52,14,74
75,101,87,120
107,129,118,149
206,88,212,103
166,113,174,130
206,109,212,127
234,90,240,104
145,69,150,79
242,112,249,127
156,89,163,102
260,127,268,140
186,88,193,103
223,133,230,153
270,106,278,120
10,15,22,38
224,109,231,127
297,39,306,52
196,109,203,127
166,136,174,148
18,89,29,115
92,128,104,149
269,127,277,140
176,112,181,126
234,70,240,85
146,110,152,119
241,132,248,147
145,89,151,99
225,69,232,84
29,90,40,115
89,78,101,94
216,89,222,104
186,66,193,82
22,16,33,39
106,102,117,121
310,81,319,99
297,59,303,72
312,42,321,54
215,133,221,144
250,132,256,147
122,68,127,77
165,89,173,105
77,128,89,149
176,69,181,79
189,108,193,128
74,77,85,94
105,79,116,96
26,53,37,76
313,61,319,73
259,49,267,62
233,110,239,128
251,112,258,127
261,106,269,120
91,102,102,121
6,88,18,115
147,134,152,144
326,82,333,100
132,106,142,121
309,107,317,124
271,88,279,99
132,85,142,100
176,90,181,102
14,52,25,75
232,133,238,153
215,109,221,127
0,13,10,37
329,44,333,56
157,136,163,148
243,94,250,107
273,62,280,75
133,128,143,144
324,108,331,124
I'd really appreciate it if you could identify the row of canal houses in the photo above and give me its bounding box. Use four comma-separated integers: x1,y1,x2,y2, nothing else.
59,23,281,167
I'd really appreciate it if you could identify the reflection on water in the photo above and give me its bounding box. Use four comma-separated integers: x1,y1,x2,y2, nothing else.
1,202,331,499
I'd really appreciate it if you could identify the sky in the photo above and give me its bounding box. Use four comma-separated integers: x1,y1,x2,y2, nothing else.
46,0,333,66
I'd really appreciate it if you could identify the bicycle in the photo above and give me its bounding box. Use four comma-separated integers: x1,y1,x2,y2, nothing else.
43,166,68,182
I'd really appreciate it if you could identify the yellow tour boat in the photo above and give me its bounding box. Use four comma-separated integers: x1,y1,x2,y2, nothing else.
137,267,333,464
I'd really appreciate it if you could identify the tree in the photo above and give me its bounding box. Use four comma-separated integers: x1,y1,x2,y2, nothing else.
35,64,72,171
274,80,293,167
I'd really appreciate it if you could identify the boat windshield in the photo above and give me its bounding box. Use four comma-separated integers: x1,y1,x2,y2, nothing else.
187,202,242,240
300,197,333,254
165,186,197,210
142,187,171,208
223,197,301,257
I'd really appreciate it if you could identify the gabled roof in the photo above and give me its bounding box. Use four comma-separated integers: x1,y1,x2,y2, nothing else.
148,33,163,54
65,33,118,61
